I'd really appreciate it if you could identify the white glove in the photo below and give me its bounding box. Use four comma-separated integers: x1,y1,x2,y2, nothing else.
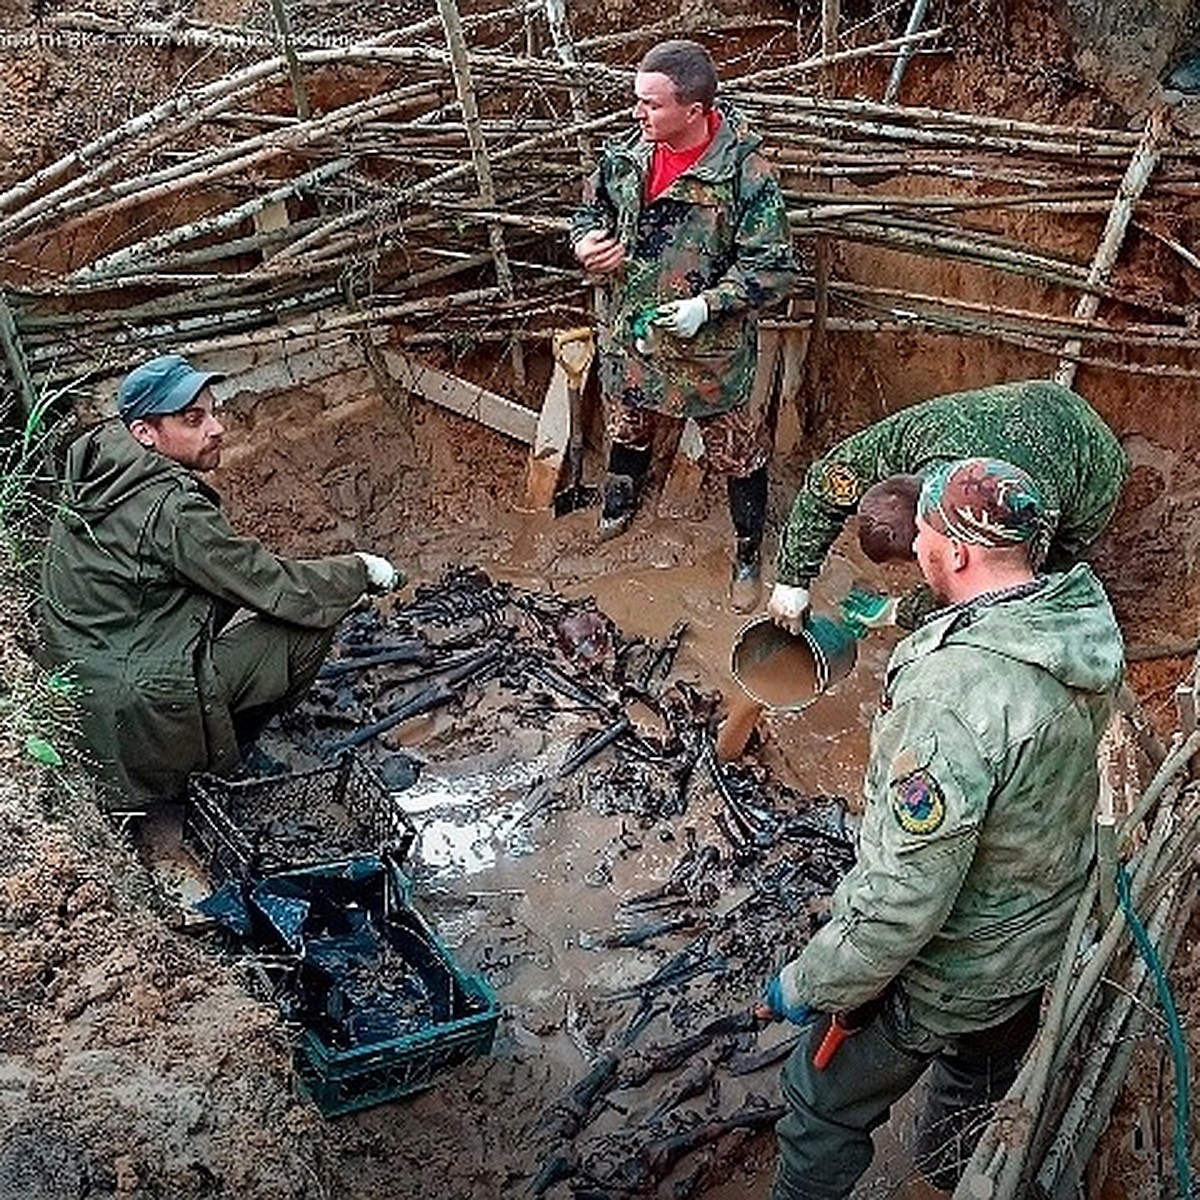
652,296,708,339
355,551,404,594
767,583,811,635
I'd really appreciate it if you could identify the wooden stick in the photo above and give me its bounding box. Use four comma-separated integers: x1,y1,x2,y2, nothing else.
571,15,793,55
543,0,593,164
20,81,436,243
64,157,357,284
883,0,930,104
268,0,312,121
823,279,1199,344
436,0,525,385
272,109,624,262
0,57,287,235
728,25,945,89
1055,107,1169,388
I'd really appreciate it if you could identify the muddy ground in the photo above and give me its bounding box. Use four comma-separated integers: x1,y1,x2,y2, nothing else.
0,385,902,1200
2,368,1196,1200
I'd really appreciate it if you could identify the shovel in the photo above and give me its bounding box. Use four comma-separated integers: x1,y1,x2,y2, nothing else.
552,326,599,517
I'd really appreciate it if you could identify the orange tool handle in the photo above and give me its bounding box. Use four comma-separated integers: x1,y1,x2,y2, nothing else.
813,1015,851,1070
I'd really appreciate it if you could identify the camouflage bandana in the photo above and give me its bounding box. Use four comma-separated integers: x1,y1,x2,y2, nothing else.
918,457,1045,547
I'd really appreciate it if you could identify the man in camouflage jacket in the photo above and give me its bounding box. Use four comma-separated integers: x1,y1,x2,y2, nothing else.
40,354,403,808
768,378,1128,630
758,459,1125,1198
571,38,797,611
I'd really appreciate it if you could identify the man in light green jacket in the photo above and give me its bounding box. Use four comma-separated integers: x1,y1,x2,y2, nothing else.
757,458,1124,1198
40,354,403,808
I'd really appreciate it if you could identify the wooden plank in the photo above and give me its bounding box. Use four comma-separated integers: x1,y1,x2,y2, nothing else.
524,359,571,508
253,199,291,237
216,338,365,401
657,417,706,520
380,348,537,445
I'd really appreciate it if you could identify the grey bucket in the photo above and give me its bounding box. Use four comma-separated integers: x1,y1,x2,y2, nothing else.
731,613,858,713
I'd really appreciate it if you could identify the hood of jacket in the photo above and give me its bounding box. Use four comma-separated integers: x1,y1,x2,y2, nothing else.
888,563,1124,698
56,419,203,527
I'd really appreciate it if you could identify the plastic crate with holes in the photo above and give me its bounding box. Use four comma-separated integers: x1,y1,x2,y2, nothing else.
184,750,417,881
284,859,496,1108
183,755,499,1115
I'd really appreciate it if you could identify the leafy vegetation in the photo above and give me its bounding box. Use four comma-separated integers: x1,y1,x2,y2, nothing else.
0,378,80,770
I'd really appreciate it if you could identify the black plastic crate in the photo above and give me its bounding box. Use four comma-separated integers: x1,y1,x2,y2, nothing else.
185,751,416,882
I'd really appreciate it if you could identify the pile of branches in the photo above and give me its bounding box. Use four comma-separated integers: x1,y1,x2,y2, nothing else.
957,688,1200,1199
2,0,1200,418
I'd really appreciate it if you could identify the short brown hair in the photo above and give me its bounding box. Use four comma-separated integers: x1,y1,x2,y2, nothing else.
858,475,922,563
638,39,718,109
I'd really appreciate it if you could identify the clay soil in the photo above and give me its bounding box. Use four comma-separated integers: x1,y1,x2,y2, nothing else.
2,374,1197,1200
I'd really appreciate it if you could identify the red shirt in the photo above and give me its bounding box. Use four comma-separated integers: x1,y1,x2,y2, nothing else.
646,110,721,202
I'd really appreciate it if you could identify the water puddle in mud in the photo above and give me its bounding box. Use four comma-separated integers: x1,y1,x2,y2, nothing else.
394,761,541,881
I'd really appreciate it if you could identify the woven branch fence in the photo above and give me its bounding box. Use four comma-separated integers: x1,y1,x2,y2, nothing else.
1,0,1199,420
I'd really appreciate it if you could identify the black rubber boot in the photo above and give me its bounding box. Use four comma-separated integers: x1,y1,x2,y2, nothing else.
598,443,652,540
727,468,767,612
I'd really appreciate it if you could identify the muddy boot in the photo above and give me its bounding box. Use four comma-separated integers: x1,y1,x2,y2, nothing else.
727,467,767,612
598,474,636,540
598,443,651,540
730,537,763,613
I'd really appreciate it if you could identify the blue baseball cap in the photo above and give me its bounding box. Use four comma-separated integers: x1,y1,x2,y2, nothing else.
118,354,224,424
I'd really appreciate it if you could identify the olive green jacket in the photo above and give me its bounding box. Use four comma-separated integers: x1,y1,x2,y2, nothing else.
778,564,1123,1035
40,420,368,805
570,102,798,419
776,380,1129,587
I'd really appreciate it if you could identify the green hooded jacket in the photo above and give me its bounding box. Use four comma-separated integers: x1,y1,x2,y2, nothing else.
570,101,798,420
776,380,1129,587
778,564,1124,1035
40,420,368,805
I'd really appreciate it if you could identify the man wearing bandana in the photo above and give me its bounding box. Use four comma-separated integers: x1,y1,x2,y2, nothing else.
766,378,1127,632
756,458,1124,1198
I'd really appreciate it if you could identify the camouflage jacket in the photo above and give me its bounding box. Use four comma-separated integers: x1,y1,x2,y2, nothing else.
40,420,368,806
777,564,1123,1035
775,380,1129,586
570,101,797,419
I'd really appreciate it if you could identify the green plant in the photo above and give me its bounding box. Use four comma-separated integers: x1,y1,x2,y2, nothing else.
0,376,83,769
0,650,78,772
0,376,73,579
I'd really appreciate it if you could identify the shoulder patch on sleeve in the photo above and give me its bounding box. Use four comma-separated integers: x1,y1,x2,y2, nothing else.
891,769,945,834
818,461,864,507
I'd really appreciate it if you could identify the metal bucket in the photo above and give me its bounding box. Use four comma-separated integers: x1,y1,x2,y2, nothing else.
730,613,858,713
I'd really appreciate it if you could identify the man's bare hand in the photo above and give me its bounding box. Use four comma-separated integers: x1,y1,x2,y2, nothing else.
573,229,626,275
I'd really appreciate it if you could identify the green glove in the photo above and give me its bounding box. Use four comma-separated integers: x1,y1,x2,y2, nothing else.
840,587,898,637
631,307,660,355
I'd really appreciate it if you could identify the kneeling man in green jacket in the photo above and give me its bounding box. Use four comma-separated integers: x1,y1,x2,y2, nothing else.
40,353,403,809
756,457,1124,1198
